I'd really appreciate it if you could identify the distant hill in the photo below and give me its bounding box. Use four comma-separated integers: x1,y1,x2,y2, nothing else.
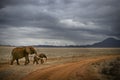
89,38,120,47
34,38,120,48
0,38,120,48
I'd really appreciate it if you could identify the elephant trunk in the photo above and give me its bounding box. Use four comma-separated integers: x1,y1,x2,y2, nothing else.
46,56,47,61
34,50,37,55
44,55,47,61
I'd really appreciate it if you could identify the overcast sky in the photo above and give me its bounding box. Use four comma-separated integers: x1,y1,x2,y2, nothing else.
0,0,120,46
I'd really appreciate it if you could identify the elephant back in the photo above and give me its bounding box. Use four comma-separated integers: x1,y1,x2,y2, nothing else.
38,53,47,59
11,47,26,59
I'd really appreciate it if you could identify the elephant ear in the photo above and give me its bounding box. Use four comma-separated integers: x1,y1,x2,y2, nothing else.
26,46,37,54
25,47,31,54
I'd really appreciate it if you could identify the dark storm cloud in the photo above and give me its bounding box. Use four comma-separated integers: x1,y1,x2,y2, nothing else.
73,0,120,37
0,0,39,9
0,0,120,45
0,7,58,28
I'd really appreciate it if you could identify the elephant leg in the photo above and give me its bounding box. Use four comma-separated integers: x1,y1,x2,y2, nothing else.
10,58,15,65
26,59,30,64
25,56,29,65
27,59,30,63
40,59,44,64
33,60,35,64
33,56,39,64
33,59,39,64
16,59,20,65
35,59,39,64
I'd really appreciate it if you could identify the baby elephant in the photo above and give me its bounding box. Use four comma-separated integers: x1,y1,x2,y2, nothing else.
33,53,47,64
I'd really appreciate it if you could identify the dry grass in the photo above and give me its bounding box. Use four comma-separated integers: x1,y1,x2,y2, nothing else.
0,46,120,63
0,46,120,80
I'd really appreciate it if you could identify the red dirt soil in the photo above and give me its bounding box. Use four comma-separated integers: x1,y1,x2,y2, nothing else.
22,55,119,80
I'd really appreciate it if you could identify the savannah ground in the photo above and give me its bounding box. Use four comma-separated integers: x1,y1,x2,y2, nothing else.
0,46,120,80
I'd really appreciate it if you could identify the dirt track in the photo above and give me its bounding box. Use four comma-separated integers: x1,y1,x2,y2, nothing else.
22,55,119,80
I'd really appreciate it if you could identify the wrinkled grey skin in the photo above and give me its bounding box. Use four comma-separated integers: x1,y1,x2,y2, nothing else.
33,53,47,64
11,46,37,65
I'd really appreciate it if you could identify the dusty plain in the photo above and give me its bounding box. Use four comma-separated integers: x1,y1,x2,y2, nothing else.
0,46,120,80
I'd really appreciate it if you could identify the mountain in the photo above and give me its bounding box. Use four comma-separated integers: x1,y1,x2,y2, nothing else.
1,38,120,48
25,38,120,48
90,38,120,47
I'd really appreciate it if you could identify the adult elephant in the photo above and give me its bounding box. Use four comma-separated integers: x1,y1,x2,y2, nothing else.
10,46,37,65
33,53,47,64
